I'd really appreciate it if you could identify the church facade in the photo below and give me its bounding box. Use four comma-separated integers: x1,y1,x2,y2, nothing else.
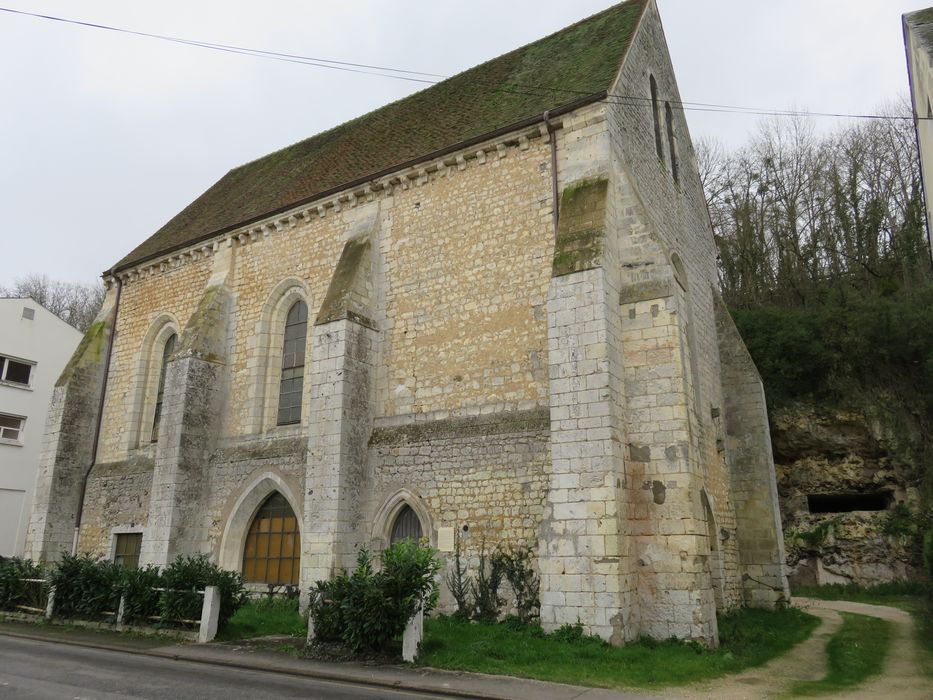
26,0,787,644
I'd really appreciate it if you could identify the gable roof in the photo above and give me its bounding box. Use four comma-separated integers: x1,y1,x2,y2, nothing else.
112,0,647,272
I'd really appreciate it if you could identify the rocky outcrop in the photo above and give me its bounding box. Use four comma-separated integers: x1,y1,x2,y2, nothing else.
773,403,924,586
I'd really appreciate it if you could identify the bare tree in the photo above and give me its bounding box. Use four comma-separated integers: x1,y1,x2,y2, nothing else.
703,99,930,309
0,274,104,332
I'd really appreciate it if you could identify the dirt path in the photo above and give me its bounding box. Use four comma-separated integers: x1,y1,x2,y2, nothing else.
668,598,931,699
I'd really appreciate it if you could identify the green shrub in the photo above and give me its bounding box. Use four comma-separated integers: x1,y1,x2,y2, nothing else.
0,557,46,612
49,554,123,620
444,533,471,620
119,564,162,624
308,540,440,652
470,538,504,622
160,555,247,628
498,542,540,624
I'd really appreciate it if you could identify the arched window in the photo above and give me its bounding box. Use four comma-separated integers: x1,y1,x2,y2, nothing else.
151,333,176,442
665,102,679,182
390,504,423,545
277,301,308,425
242,492,300,585
650,75,663,163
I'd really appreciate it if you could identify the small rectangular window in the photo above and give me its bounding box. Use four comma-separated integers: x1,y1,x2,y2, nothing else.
113,533,143,570
0,413,25,443
807,492,892,514
0,354,34,387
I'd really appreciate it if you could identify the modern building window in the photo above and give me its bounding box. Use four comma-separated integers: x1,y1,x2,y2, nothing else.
665,102,679,182
0,354,34,387
0,413,25,443
113,533,142,570
390,505,423,545
242,492,300,585
151,333,177,442
650,75,663,163
277,301,307,426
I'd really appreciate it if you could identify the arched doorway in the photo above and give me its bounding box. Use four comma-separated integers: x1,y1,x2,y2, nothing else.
242,492,300,585
390,504,423,544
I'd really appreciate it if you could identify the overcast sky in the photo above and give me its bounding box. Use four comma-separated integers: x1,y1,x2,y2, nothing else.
0,0,928,286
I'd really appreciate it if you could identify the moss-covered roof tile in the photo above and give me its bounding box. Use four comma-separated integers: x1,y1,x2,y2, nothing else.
113,0,647,271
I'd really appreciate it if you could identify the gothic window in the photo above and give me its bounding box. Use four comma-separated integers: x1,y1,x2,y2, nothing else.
390,505,423,545
151,333,176,442
665,102,679,182
242,492,300,585
650,75,663,163
277,301,307,426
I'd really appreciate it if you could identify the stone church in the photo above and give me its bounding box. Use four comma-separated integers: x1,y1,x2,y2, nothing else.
26,0,787,644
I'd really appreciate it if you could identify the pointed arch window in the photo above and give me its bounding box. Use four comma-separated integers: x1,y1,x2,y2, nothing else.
665,102,679,182
650,75,663,163
151,333,176,442
242,492,300,585
390,505,423,545
277,300,308,425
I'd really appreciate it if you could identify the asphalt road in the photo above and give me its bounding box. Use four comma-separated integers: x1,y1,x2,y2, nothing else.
0,635,450,700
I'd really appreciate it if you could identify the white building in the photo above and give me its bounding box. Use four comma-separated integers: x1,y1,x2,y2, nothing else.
0,297,82,557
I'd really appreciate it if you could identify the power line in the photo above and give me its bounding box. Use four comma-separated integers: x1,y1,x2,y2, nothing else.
0,5,916,123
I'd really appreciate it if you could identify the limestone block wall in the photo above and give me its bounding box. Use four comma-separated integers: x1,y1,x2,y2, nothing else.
380,141,554,418
367,409,550,545
96,255,212,462
76,457,153,558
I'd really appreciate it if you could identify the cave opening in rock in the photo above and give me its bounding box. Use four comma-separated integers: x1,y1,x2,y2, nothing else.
806,491,893,514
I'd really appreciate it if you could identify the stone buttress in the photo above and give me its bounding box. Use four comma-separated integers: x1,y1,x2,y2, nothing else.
301,222,382,590
24,287,119,561
141,244,235,566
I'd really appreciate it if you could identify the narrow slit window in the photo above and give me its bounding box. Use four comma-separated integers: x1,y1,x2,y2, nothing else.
665,102,679,182
277,301,308,426
390,505,423,545
650,75,663,163
151,333,177,442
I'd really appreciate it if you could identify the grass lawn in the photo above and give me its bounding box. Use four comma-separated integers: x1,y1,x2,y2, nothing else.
215,597,306,641
418,607,820,689
791,612,893,695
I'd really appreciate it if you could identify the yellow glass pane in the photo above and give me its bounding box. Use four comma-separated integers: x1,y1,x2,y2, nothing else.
269,533,283,559
254,559,268,582
279,560,293,584
257,534,269,557
268,559,280,584
243,559,255,581
270,517,284,533
258,518,271,533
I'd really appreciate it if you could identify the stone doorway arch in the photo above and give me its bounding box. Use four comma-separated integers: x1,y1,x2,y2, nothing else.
218,471,303,580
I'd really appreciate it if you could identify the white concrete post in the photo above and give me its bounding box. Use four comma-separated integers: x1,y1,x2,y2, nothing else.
402,602,423,663
116,593,126,630
198,586,220,643
44,585,55,620
306,613,316,644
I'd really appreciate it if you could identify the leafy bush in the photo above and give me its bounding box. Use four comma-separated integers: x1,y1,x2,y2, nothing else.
308,540,440,652
444,533,471,620
470,538,504,622
160,555,247,628
498,542,540,624
0,557,46,612
49,554,123,620
120,564,163,624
